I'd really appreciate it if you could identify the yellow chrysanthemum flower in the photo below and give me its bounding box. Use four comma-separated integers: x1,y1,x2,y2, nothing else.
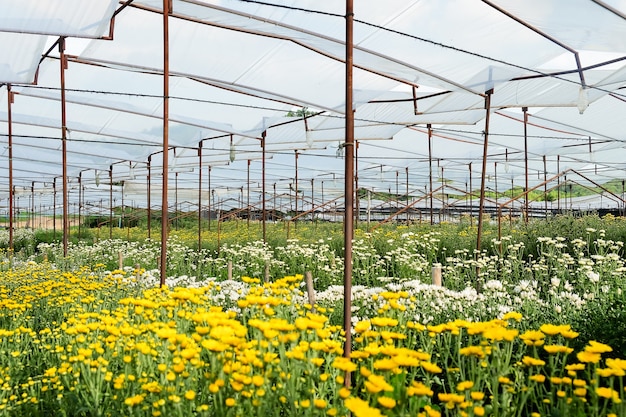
543,345,573,355
522,356,546,367
407,381,433,397
577,351,601,364
502,311,523,322
585,340,613,354
529,374,546,383
420,361,442,374
456,381,474,391
377,396,396,409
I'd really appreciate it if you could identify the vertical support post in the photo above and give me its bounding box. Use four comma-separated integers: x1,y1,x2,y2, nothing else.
59,38,69,256
30,182,34,229
428,124,434,225
557,155,561,212
406,167,409,223
207,166,211,231
440,166,444,223
294,151,299,224
622,180,626,216
261,132,267,243
321,181,324,219
475,89,494,266
216,193,221,253
6,84,14,252
494,162,498,230
147,156,152,239
523,107,529,223
109,165,113,239
272,183,276,221
160,0,171,287
367,189,371,226
510,178,514,225
310,178,315,221
494,162,498,201
247,159,251,232
469,163,473,225
175,172,178,231
53,179,57,240
355,140,359,228
343,0,354,387
198,144,202,250
121,180,124,229
78,172,82,237
396,170,399,219
543,155,548,219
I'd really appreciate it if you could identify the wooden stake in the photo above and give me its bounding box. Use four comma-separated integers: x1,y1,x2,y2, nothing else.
305,271,316,310
432,263,442,286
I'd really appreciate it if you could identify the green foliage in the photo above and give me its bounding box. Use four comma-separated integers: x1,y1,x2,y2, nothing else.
571,289,626,358
285,106,317,117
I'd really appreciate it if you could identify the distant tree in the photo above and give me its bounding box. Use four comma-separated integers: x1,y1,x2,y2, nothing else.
286,107,316,117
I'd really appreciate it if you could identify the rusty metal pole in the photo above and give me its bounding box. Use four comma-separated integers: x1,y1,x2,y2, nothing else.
207,166,211,232
543,155,548,219
355,140,359,229
428,124,434,225
198,144,202,250
247,159,250,232
441,166,445,223
311,178,314,221
396,170,399,219
475,89,493,259
523,107,529,224
6,84,14,252
78,172,82,237
557,155,560,213
294,150,299,225
109,165,113,239
495,162,499,234
494,162,498,201
147,155,151,239
406,167,409,223
31,182,35,229
53,179,57,240
469,162,473,225
261,132,267,243
160,0,170,287
60,38,69,256
30,182,34,229
175,172,178,231
343,0,354,387
510,178,514,226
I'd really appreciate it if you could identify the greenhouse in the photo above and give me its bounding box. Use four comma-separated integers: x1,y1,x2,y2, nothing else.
2,1,626,241
1,2,626,416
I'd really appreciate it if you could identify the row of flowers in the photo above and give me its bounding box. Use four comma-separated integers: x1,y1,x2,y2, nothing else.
0,261,624,416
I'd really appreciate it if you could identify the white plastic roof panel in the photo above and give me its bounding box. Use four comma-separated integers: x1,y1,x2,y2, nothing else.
0,0,117,38
133,1,487,94
1,0,626,209
0,32,47,83
490,0,626,53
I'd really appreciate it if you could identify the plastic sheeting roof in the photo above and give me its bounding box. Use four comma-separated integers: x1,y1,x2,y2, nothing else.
1,0,626,212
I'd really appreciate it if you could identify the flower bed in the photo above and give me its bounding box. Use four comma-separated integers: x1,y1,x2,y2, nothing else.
0,261,623,416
